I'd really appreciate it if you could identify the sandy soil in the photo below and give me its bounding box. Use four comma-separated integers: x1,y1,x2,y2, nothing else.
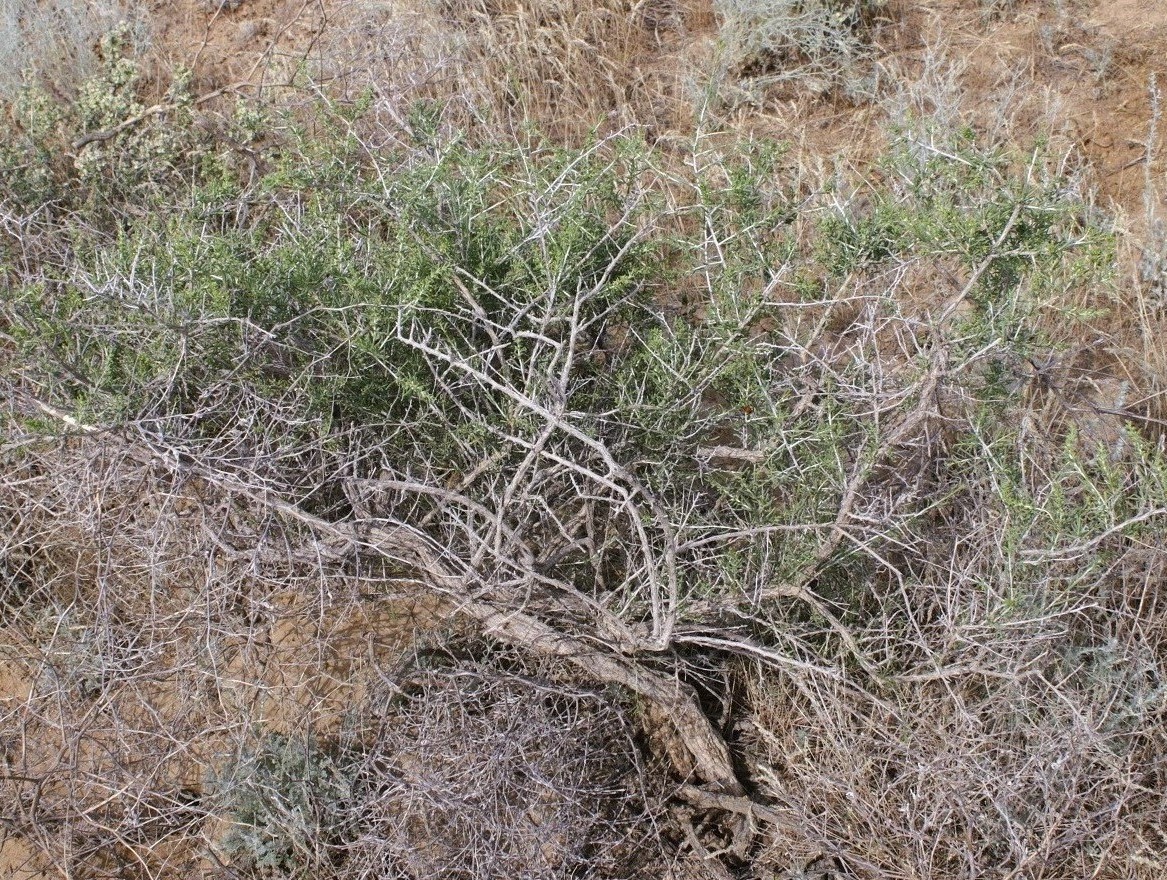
136,0,1166,221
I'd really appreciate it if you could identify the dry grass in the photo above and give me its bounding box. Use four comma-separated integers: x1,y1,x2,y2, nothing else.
3,1,1167,878
0,428,444,877
310,0,715,144
0,0,145,99
326,654,662,879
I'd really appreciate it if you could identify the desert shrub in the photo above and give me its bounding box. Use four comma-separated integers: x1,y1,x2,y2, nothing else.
0,0,141,100
714,0,891,99
4,125,661,515
215,734,353,878
4,75,1167,879
739,397,1167,877
210,652,659,880
716,129,1167,878
0,26,209,226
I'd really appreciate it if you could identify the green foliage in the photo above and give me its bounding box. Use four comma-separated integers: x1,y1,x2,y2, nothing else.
0,26,207,221
216,734,352,878
6,122,656,469
815,128,1116,366
819,131,1110,288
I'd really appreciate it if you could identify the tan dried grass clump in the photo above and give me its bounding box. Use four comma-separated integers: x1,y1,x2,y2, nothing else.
312,0,714,143
331,655,664,880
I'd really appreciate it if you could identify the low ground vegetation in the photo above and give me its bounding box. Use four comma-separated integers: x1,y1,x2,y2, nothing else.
1,2,1166,878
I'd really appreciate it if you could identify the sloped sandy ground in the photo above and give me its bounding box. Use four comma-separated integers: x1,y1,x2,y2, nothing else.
2,1,1166,877
144,1,1164,215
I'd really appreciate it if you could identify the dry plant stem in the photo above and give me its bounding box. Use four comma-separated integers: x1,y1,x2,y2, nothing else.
678,782,785,828
393,314,682,647
680,816,738,880
24,399,747,800
461,600,744,797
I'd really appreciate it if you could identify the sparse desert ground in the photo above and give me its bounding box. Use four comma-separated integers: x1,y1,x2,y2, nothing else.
2,1,1166,878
